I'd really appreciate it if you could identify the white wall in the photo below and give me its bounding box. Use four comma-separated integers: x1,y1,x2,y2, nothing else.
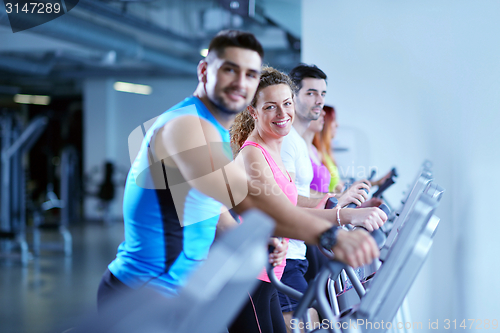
303,0,500,329
83,77,198,220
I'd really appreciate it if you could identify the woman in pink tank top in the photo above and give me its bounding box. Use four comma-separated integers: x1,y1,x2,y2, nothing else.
228,67,297,333
240,140,296,283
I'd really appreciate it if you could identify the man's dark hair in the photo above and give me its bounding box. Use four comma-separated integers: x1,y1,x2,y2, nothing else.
207,30,264,61
289,64,327,91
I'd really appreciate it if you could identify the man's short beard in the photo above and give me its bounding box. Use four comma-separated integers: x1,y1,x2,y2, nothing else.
299,110,320,121
210,95,247,116
308,112,321,121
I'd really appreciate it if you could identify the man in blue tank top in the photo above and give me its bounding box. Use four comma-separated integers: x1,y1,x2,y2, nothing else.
98,30,383,310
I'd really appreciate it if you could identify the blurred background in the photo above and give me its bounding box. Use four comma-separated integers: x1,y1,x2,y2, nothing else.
0,0,499,332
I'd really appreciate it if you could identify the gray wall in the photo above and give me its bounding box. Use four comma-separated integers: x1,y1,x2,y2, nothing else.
303,0,500,328
83,77,198,219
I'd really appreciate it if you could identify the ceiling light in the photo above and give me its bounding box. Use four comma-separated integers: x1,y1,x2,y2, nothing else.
200,48,209,57
13,94,51,105
114,82,152,95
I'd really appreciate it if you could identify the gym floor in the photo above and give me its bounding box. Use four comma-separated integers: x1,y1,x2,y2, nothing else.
0,222,124,333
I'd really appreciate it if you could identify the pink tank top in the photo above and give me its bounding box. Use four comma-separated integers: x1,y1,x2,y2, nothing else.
240,141,298,282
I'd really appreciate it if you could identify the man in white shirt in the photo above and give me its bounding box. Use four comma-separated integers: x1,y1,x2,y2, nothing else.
278,64,373,328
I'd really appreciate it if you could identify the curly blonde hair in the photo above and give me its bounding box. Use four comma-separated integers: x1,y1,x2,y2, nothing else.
230,66,296,156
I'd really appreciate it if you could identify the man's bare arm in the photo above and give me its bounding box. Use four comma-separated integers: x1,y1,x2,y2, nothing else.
286,171,327,208
216,207,239,238
310,188,327,199
155,116,330,243
297,194,325,208
153,116,379,267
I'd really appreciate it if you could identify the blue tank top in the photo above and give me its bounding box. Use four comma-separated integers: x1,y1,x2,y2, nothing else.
108,96,231,296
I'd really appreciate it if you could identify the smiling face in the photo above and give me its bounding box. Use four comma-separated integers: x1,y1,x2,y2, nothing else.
294,77,327,122
202,46,262,115
250,84,295,139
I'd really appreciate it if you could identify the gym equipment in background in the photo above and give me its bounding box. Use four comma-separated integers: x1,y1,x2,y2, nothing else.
268,163,444,333
380,162,437,261
371,168,398,200
32,145,79,257
336,181,444,333
0,112,48,265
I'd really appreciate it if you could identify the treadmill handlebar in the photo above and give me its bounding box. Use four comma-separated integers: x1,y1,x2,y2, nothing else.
354,203,389,248
372,167,398,198
378,203,390,216
326,195,388,248
346,188,369,209
266,264,304,301
325,197,338,209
